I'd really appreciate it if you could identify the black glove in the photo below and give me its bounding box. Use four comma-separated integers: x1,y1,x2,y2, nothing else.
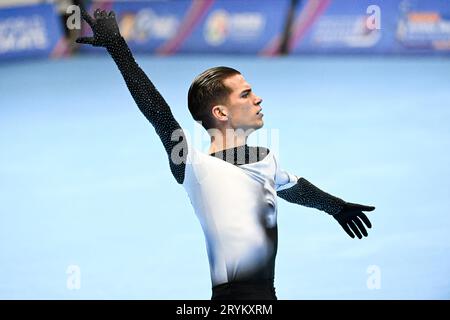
333,202,375,239
76,7,121,48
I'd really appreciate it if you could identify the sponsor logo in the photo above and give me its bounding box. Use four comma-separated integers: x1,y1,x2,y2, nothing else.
396,11,450,50
204,9,229,46
312,15,381,48
0,15,48,53
119,9,179,42
204,9,266,46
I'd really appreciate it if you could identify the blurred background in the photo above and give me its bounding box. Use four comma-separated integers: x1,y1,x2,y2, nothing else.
1,0,449,299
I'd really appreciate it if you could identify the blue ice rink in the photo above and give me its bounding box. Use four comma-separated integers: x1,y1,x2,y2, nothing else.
1,54,449,299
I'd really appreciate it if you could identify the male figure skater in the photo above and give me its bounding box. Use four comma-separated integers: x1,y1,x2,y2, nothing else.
76,8,375,300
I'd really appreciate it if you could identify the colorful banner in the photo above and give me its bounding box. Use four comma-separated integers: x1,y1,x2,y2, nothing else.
0,3,66,61
289,0,450,55
171,0,290,55
84,0,290,55
395,0,450,53
1,0,449,60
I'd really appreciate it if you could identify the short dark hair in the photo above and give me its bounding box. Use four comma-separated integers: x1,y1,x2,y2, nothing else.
188,66,241,130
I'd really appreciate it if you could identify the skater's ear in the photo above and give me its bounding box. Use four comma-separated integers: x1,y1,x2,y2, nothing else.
211,105,229,123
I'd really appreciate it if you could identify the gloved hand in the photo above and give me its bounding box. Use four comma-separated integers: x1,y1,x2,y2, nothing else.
76,7,121,48
333,203,375,239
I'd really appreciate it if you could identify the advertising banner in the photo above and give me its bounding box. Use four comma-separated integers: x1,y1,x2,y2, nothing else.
289,0,450,55
0,3,66,61
84,0,290,55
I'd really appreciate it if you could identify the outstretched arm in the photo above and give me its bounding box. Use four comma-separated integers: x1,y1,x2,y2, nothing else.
76,8,187,184
277,177,375,239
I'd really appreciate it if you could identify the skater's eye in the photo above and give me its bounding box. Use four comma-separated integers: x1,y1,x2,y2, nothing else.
241,89,251,98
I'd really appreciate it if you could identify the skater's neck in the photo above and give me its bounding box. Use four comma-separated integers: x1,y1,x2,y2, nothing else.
208,128,250,154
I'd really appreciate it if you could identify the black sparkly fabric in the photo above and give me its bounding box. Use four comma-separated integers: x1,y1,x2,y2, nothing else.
277,178,345,215
106,37,187,184
209,145,269,165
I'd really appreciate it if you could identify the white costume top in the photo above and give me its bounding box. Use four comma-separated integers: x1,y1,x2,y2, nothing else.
182,143,297,287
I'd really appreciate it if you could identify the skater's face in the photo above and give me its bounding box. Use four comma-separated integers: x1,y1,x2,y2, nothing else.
213,74,263,131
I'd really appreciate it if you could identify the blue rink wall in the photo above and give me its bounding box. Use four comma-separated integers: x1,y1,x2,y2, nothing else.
1,0,450,62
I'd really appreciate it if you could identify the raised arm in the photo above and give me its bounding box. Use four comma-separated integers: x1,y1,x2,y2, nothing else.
278,177,375,239
76,8,187,184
